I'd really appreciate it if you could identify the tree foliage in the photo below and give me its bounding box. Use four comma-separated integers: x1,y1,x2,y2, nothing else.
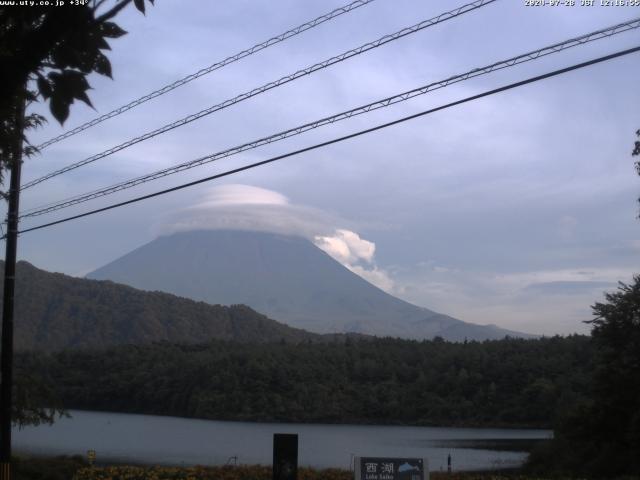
529,277,640,477
0,0,154,184
634,129,640,216
11,353,66,428
585,277,640,474
17,335,593,429
0,0,154,122
0,0,153,426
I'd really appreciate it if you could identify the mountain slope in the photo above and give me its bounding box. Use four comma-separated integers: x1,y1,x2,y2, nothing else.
0,260,325,351
88,230,532,340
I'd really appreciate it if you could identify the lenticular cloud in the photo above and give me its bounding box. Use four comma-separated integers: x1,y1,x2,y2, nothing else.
157,184,395,292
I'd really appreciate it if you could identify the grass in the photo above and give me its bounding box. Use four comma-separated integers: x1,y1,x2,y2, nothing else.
10,456,625,480
71,466,552,480
12,455,87,480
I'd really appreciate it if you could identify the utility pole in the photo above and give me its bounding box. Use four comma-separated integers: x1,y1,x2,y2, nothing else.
0,92,26,480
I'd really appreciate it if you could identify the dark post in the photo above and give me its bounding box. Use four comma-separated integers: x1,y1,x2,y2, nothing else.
0,93,25,480
273,433,298,480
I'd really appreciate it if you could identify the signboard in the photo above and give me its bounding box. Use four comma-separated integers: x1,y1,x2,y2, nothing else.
354,457,429,480
273,433,297,480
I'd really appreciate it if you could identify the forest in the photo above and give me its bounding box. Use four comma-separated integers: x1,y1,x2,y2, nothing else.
17,335,591,428
0,260,332,351
13,276,640,476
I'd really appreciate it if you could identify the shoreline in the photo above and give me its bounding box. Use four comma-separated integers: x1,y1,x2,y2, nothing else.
42,407,557,431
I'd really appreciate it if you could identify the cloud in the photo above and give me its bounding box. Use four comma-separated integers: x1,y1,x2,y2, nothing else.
314,229,375,264
522,280,616,296
348,265,395,293
157,184,339,239
494,268,633,291
314,229,396,293
391,265,637,335
156,184,396,293
193,184,288,207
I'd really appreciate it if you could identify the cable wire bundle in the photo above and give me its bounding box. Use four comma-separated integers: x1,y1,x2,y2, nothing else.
22,0,497,190
20,17,640,219
35,0,378,150
14,45,640,237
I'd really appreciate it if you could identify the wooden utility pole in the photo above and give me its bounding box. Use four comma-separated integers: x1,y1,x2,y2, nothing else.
0,93,26,480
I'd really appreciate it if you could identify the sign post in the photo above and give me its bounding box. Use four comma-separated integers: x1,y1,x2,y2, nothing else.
354,457,429,480
273,433,298,480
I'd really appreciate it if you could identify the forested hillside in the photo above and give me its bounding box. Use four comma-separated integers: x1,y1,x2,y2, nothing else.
18,335,592,428
1,260,325,350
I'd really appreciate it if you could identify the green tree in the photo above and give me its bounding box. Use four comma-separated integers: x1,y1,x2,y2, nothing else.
0,0,154,183
586,276,640,474
12,355,65,428
0,0,154,429
528,280,640,476
634,129,639,215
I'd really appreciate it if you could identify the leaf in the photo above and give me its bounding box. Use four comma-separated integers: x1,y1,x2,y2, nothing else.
50,96,70,125
24,113,47,130
133,0,145,14
95,35,111,51
24,145,39,158
51,45,75,70
93,52,112,78
74,50,98,74
36,75,52,100
62,70,94,108
75,88,94,108
47,70,95,123
101,21,127,38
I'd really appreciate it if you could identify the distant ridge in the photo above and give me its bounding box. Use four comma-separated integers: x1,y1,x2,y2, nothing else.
88,229,535,341
0,260,334,352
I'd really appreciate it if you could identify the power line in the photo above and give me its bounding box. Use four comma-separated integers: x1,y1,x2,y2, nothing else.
35,0,377,151
20,17,640,219
13,45,640,238
21,16,637,216
22,0,497,191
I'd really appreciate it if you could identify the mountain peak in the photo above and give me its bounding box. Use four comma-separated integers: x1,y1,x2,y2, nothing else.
88,229,534,341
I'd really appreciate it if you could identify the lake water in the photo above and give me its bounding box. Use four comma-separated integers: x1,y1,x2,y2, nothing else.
14,410,551,471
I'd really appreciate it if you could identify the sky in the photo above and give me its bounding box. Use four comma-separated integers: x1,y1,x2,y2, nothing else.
6,0,640,336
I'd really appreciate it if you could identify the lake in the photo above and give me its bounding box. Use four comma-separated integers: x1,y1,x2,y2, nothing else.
14,410,551,471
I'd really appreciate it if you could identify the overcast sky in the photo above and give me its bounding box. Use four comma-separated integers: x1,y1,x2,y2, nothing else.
7,0,640,336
